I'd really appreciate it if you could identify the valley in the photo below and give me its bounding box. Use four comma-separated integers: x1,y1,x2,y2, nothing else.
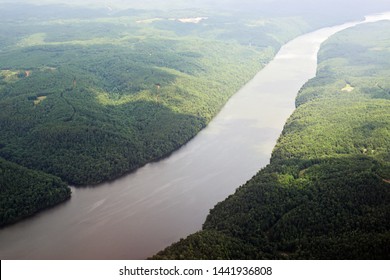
0,1,389,260
154,20,390,259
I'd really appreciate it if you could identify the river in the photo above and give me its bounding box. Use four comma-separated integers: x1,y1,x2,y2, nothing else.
0,14,388,260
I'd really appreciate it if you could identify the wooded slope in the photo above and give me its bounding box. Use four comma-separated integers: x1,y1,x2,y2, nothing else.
153,21,390,260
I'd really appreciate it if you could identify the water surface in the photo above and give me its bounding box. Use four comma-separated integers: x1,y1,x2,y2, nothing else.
1,15,388,259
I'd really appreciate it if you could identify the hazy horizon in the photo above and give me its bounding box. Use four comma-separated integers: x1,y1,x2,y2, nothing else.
1,0,390,13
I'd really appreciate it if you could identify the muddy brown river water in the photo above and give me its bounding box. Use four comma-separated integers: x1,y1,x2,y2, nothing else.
1,14,389,259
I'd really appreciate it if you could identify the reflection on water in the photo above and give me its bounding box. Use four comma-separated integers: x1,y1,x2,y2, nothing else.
1,14,389,259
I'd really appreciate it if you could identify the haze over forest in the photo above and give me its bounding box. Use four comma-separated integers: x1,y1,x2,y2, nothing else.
0,0,389,260
1,0,390,13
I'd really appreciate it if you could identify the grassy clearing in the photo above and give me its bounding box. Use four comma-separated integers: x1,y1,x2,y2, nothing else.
341,83,354,92
17,33,46,47
33,95,47,105
0,69,21,82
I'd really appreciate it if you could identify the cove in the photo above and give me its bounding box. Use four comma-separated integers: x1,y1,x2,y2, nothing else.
0,14,388,259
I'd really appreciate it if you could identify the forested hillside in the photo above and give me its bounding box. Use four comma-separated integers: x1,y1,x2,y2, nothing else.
0,157,70,226
1,1,387,228
0,3,317,226
0,5,312,187
153,21,390,259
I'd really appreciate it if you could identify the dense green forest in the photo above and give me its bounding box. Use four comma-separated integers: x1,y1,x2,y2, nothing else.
153,21,390,259
0,3,327,226
0,1,387,227
0,157,70,226
0,5,310,186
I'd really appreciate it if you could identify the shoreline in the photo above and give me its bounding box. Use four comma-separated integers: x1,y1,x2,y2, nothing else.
1,12,389,259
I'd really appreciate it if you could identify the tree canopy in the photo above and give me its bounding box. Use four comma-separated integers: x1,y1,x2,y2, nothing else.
153,21,390,260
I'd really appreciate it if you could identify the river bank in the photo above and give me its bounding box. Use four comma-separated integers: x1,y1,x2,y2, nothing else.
1,13,389,259
154,17,390,259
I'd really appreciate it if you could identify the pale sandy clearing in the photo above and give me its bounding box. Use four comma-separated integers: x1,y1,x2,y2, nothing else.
341,83,354,92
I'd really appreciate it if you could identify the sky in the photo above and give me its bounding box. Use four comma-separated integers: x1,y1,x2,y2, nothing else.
0,0,389,20
0,0,389,10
